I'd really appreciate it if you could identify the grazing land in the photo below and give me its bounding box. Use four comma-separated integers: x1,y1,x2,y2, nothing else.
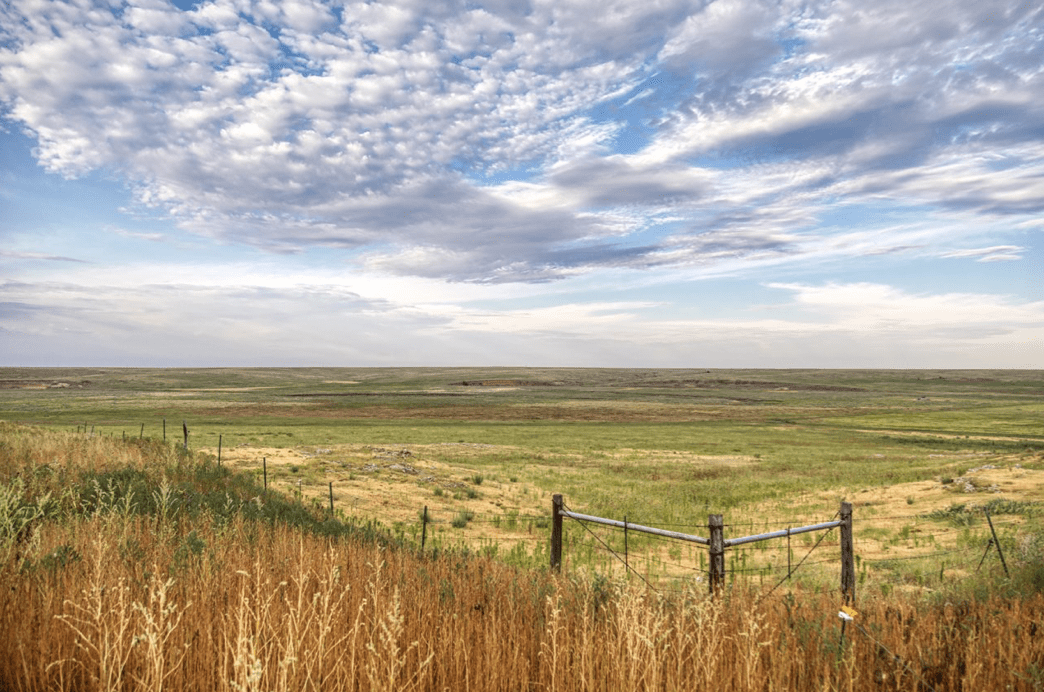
1,368,1043,690
1,367,1043,587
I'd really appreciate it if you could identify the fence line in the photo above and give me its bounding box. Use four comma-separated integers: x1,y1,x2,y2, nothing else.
68,420,1027,586
552,493,855,600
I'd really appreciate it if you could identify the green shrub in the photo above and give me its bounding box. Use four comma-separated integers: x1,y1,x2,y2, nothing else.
451,510,474,528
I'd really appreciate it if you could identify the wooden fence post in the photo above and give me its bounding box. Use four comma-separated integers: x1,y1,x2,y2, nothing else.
421,505,428,550
263,457,267,492
551,494,564,572
218,434,222,466
984,508,1010,578
182,421,188,450
840,501,855,605
328,481,334,514
709,514,725,596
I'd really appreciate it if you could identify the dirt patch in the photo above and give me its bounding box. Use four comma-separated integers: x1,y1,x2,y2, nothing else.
0,379,91,390
619,378,866,392
770,460,1044,565
457,380,562,387
602,448,756,466
204,401,726,423
854,428,1044,443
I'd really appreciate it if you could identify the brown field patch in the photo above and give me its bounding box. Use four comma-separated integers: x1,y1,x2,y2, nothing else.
207,442,547,552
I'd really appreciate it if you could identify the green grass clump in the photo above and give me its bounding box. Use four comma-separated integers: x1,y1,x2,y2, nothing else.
451,510,475,528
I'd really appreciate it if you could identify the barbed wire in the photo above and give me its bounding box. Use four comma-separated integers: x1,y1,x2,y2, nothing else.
762,510,840,598
562,500,661,593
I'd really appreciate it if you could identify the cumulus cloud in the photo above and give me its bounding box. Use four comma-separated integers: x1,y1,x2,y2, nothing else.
0,0,1041,283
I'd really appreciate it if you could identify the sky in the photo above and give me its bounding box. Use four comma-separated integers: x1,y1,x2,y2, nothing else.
0,0,1042,368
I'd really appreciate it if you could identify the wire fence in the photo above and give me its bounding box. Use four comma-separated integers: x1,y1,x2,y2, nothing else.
550,498,1028,596
68,420,1037,592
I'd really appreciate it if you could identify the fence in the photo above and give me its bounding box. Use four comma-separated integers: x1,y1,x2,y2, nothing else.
69,420,1025,591
551,494,855,602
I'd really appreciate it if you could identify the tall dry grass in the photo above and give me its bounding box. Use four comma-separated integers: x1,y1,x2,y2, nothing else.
2,423,1043,691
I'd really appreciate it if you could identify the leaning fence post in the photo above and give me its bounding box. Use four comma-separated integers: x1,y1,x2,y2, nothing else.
840,501,855,605
709,514,725,596
984,507,1010,578
551,494,564,572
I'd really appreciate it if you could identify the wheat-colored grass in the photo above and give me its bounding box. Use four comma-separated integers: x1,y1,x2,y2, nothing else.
2,423,1043,691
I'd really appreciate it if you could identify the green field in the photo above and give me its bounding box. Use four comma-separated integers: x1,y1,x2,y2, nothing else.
3,367,1042,593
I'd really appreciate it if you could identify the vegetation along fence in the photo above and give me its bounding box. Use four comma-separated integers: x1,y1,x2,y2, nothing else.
552,494,857,601
71,419,1024,593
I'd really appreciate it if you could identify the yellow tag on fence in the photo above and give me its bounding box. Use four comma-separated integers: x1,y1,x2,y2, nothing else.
840,605,859,620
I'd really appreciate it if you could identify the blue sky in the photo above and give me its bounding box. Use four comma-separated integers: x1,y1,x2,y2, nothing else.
1,0,1041,368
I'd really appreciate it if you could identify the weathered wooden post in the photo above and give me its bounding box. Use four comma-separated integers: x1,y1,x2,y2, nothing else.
551,494,564,572
709,514,725,596
182,421,188,450
840,501,855,605
421,505,429,550
263,457,268,491
328,481,334,514
984,507,1010,578
218,434,223,466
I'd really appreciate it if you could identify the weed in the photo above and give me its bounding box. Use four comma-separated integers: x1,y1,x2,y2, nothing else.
451,510,475,528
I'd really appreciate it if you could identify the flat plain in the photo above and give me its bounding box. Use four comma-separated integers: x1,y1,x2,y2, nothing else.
2,366,1042,592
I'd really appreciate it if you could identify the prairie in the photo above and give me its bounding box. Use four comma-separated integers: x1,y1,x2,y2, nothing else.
2,367,1041,589
1,422,1043,691
1,368,1043,689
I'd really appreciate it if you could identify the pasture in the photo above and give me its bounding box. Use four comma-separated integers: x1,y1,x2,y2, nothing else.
2,367,1042,593
2,367,1044,690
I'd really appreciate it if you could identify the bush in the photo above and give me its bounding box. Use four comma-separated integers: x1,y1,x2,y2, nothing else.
451,510,474,528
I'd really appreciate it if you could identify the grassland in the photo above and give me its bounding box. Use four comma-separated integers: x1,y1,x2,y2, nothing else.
2,422,1044,691
2,367,1043,593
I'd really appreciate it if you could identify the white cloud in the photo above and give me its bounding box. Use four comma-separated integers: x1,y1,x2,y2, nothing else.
940,245,1025,262
2,269,1041,367
0,0,1042,287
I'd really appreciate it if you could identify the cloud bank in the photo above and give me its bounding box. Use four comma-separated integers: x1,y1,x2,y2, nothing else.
2,0,1042,284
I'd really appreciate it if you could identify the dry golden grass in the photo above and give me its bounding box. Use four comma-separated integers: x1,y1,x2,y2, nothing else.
8,513,1044,692
3,424,1044,691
